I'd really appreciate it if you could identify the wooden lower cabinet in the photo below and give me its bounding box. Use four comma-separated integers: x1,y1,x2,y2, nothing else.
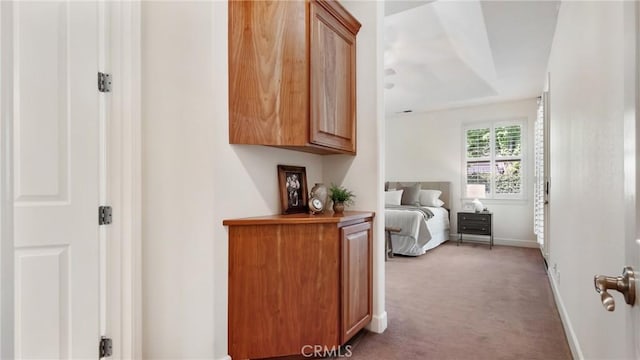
223,211,374,360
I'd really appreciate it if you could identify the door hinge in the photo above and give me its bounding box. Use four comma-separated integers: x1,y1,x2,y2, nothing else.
98,72,112,92
99,206,112,225
99,337,113,358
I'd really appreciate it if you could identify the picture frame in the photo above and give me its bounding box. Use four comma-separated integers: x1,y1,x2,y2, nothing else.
277,165,309,214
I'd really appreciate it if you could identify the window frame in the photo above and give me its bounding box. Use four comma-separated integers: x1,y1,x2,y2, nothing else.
462,118,526,200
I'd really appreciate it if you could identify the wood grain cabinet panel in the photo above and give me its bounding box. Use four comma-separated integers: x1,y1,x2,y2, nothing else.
229,0,361,155
224,211,374,359
310,1,357,152
341,222,372,342
227,223,340,359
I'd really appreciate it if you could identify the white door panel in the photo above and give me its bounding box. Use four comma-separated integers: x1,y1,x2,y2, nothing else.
623,0,640,357
13,1,69,203
15,246,70,358
13,1,101,358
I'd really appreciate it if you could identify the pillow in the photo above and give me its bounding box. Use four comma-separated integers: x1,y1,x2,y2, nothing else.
384,190,403,206
419,189,443,207
400,184,421,205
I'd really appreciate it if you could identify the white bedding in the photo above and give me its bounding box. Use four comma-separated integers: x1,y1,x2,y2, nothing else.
385,206,450,256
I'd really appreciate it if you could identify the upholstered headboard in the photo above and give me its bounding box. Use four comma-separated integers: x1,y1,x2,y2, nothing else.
385,181,452,210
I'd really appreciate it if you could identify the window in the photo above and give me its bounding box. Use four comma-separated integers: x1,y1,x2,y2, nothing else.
464,120,524,199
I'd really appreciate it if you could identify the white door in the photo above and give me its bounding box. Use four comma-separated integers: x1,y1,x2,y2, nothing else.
542,87,550,260
623,0,640,357
13,1,104,358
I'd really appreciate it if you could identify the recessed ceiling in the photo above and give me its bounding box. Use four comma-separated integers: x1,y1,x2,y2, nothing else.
384,0,435,17
384,0,560,115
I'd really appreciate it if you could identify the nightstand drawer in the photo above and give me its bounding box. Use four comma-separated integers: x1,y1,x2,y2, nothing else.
458,213,491,222
459,224,491,235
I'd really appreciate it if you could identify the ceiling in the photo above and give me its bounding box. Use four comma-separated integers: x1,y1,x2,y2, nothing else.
384,0,560,115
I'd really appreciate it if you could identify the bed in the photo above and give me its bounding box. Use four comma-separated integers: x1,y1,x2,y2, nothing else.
385,181,451,256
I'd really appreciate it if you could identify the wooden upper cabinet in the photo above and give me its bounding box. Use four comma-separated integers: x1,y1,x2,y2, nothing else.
229,0,361,155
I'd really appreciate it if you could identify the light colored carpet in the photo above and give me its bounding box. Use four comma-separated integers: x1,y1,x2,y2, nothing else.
349,241,572,360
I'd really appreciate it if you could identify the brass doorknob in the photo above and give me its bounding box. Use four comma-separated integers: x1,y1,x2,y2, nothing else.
594,266,636,311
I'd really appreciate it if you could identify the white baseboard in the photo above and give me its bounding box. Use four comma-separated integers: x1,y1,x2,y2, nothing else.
547,270,583,360
217,355,231,360
366,311,387,333
449,234,539,248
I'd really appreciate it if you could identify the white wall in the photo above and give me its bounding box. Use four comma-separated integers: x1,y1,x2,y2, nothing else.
324,0,386,332
142,1,382,358
386,99,537,247
142,3,217,357
142,2,322,358
545,2,627,359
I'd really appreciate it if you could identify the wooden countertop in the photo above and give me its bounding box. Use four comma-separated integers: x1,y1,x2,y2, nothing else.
223,210,375,226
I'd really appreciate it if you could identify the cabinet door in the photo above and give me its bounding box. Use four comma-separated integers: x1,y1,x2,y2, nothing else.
310,1,357,154
341,221,372,342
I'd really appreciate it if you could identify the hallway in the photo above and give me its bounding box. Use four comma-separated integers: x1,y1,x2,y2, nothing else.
350,242,571,359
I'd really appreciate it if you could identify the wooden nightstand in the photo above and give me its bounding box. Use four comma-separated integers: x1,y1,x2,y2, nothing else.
457,211,493,249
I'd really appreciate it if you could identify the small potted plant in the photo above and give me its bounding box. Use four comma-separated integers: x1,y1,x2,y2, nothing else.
329,183,355,213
